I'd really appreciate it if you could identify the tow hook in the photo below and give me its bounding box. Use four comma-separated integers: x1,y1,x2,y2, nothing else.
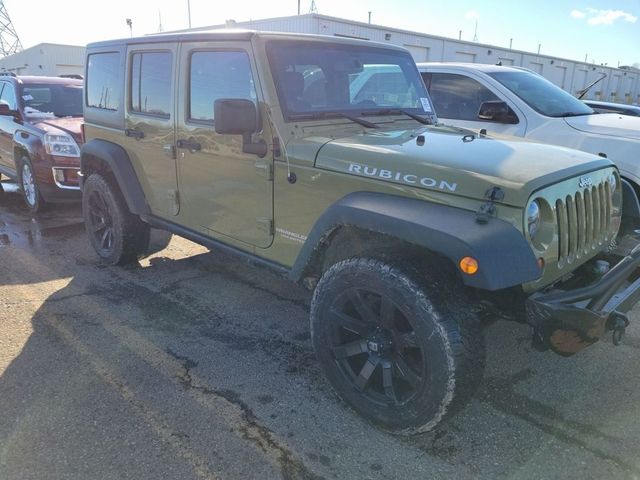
608,312,630,346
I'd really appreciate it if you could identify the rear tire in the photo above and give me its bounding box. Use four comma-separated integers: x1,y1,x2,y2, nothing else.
82,173,149,265
310,257,485,435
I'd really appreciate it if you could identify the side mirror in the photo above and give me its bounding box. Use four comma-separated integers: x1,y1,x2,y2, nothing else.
214,98,267,157
0,103,20,121
478,100,518,124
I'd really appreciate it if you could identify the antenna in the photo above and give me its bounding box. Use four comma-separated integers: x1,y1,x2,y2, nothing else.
158,10,163,32
309,0,318,13
472,20,478,42
0,1,22,57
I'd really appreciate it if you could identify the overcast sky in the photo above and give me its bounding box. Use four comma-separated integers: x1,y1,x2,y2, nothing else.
6,0,640,67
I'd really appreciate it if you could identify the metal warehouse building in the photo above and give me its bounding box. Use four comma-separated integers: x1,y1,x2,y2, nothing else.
186,13,639,104
0,43,85,77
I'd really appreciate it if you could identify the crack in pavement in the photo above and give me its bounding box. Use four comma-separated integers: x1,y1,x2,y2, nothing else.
166,348,326,480
479,368,639,476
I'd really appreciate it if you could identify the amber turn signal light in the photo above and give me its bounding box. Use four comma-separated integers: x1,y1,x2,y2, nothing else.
459,257,479,275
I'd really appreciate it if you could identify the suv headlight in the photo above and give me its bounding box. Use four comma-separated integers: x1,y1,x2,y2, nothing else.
44,132,80,157
527,200,541,239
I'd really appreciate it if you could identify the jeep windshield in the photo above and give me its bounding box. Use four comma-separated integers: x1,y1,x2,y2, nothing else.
266,40,433,122
22,83,83,118
488,70,594,118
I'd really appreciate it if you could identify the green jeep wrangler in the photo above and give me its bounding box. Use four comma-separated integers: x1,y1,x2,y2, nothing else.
80,31,640,434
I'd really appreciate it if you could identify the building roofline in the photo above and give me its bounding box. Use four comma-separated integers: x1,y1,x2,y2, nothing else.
178,12,628,73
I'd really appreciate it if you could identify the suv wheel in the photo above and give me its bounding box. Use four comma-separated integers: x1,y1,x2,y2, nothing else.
311,258,485,435
19,156,45,212
83,173,149,265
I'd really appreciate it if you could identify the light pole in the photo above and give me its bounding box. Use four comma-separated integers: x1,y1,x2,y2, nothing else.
126,18,132,37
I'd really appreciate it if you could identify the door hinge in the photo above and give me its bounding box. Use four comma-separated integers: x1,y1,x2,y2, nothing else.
256,217,274,235
255,160,273,180
168,189,180,216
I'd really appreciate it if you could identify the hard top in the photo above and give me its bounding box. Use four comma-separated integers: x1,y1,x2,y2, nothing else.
86,29,409,53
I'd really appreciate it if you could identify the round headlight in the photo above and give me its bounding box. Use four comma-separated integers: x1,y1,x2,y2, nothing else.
608,173,618,194
527,200,541,239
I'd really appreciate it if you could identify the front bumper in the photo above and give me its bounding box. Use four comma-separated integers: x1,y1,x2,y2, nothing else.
526,243,640,356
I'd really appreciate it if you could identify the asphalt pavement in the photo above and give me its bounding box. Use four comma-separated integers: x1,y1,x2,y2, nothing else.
1,179,639,480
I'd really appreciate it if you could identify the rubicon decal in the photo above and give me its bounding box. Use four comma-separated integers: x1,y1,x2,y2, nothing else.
348,163,457,192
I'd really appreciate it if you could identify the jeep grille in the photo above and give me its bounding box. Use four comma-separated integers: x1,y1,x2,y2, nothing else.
555,180,612,267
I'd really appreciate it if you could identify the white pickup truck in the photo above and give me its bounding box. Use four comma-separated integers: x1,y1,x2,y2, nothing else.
417,63,640,199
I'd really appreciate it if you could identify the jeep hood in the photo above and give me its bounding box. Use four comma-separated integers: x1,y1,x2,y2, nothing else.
32,117,84,145
313,126,611,207
563,113,640,140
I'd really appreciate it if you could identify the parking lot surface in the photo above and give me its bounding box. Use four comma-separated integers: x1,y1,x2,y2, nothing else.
1,179,639,480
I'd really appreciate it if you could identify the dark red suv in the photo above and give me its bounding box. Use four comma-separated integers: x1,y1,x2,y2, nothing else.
0,74,83,212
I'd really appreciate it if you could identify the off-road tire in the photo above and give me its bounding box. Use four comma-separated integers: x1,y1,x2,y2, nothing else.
82,173,149,265
18,156,46,213
310,258,485,435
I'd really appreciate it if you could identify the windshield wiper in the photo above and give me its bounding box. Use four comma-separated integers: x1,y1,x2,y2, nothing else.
361,108,433,125
289,111,378,128
554,111,593,118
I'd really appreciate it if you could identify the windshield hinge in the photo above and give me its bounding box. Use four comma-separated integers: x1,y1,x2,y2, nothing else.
476,187,505,224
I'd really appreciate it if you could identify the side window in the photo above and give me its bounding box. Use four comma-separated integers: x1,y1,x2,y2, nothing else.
130,51,172,117
189,51,256,123
0,82,17,110
86,52,121,110
427,73,500,121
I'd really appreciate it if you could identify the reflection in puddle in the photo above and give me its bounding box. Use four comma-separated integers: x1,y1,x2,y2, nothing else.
0,180,19,194
0,184,85,248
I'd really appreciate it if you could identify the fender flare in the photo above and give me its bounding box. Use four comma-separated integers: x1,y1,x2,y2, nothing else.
289,192,540,291
81,139,149,215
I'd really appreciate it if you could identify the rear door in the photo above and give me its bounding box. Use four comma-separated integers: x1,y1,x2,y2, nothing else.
175,41,273,248
123,43,178,218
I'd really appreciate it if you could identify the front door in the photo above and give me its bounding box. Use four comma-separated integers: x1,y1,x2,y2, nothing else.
176,42,273,249
422,71,527,137
0,81,18,171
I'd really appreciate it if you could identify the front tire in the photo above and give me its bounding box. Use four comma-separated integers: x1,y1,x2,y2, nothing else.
310,258,485,435
82,173,149,265
18,156,45,213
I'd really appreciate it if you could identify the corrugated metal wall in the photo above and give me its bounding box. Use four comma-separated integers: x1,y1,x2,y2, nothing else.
214,14,639,104
0,43,85,77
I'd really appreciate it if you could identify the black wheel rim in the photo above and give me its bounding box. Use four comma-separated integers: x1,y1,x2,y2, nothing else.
327,287,426,406
87,189,115,253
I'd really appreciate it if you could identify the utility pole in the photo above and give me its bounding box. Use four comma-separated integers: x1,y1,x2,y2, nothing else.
0,1,22,57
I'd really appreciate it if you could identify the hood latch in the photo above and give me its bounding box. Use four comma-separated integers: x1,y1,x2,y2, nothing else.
476,187,504,224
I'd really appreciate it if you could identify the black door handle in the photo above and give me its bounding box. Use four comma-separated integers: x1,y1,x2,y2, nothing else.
176,139,201,152
125,129,145,139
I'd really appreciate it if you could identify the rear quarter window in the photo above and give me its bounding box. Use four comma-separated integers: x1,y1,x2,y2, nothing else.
86,52,121,111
